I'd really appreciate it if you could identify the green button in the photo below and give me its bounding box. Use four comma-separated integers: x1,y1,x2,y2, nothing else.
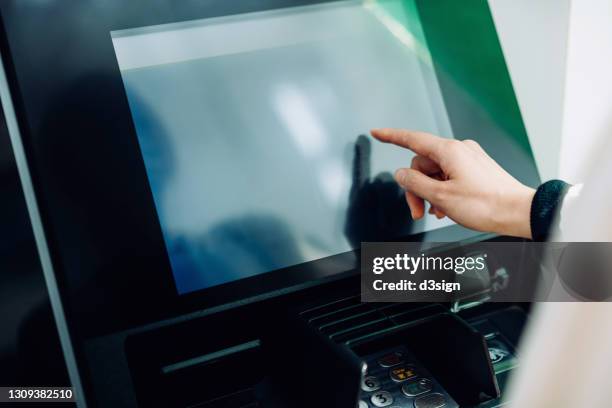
402,378,433,397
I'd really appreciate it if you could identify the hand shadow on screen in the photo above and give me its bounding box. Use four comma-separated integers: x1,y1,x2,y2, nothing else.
33,74,304,325
171,213,303,293
344,135,414,248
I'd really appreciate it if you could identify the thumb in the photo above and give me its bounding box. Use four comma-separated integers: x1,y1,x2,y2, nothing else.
394,168,443,204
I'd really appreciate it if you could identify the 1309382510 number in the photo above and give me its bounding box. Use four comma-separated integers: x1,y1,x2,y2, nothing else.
2,387,74,402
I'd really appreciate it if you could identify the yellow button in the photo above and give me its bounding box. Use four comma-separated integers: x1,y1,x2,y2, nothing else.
390,366,417,382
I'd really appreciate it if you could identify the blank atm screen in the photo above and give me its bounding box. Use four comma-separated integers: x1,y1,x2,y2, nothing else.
111,0,455,294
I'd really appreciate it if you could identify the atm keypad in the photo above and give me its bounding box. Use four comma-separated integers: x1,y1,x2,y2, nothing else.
358,347,458,408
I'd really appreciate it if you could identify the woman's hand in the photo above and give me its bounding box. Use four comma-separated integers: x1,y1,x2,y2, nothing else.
371,128,535,239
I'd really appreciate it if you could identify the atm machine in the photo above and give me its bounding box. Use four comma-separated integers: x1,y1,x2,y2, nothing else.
0,0,541,407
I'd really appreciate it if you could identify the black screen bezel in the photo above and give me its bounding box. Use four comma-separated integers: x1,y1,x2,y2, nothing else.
0,0,539,340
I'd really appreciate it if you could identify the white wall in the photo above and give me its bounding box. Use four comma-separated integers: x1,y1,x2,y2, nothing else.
489,0,570,182
560,0,612,183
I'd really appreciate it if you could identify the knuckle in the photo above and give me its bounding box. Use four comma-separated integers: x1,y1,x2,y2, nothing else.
432,184,448,203
395,169,410,186
444,139,463,156
432,182,455,204
432,190,446,204
447,139,463,149
463,139,482,152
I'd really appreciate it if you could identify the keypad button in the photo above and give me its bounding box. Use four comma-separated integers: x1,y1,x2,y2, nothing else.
414,393,446,408
389,365,418,382
358,400,369,408
370,391,394,407
361,376,382,392
378,351,405,367
402,378,433,397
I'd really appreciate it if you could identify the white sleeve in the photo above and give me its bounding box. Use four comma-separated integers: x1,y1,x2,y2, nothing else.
506,303,612,408
556,184,582,240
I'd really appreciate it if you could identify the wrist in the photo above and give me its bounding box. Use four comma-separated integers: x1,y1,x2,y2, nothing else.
495,185,535,239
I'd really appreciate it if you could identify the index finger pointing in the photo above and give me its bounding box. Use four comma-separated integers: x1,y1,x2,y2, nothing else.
371,128,444,161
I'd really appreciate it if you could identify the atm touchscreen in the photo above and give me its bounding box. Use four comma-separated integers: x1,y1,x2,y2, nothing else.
110,0,458,295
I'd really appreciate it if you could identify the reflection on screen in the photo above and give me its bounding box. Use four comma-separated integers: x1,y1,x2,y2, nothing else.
111,0,454,294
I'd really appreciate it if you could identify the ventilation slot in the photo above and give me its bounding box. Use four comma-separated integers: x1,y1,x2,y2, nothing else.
301,296,445,344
